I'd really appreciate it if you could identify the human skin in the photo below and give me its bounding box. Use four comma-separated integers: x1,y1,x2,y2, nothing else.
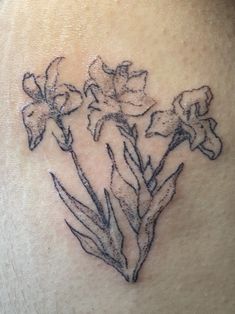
0,0,235,313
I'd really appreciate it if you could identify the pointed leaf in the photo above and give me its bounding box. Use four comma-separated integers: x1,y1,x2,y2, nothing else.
123,142,142,186
147,163,184,220
144,156,153,180
124,143,152,217
131,124,138,140
51,173,106,236
122,140,139,166
66,221,105,258
144,156,158,193
133,163,184,281
104,190,128,268
107,144,140,233
111,165,140,233
117,125,135,145
104,189,124,253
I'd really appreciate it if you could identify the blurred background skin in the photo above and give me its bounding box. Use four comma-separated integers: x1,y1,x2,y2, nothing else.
0,1,234,313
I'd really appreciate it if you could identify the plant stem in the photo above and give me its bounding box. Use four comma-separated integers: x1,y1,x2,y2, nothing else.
147,130,187,188
69,149,105,220
147,147,171,188
133,140,145,173
121,121,145,174
56,118,106,222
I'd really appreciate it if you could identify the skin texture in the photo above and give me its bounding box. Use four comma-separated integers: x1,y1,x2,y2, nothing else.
0,0,235,313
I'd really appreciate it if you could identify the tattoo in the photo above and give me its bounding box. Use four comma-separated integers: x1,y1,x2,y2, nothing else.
21,56,223,282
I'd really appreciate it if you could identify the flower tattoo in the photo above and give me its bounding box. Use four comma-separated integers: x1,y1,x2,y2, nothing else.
145,86,222,160
84,56,156,141
21,57,223,282
22,57,83,150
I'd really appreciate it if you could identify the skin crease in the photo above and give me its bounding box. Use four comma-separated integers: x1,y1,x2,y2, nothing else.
0,0,235,313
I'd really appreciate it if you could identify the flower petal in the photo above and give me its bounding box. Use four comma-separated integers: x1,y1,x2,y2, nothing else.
120,92,156,116
173,86,213,121
88,108,125,141
83,78,99,97
107,144,140,233
53,93,69,112
113,63,129,96
22,101,50,150
145,110,179,138
133,163,184,282
88,57,115,96
87,91,121,139
54,84,83,115
181,120,206,150
126,71,148,92
87,109,105,141
181,118,222,159
22,73,43,100
198,119,223,160
44,57,64,99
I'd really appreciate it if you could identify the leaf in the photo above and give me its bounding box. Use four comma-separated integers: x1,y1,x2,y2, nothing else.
131,123,138,140
51,173,107,239
147,163,184,220
124,143,152,217
133,163,184,281
107,144,140,233
122,140,139,167
144,156,153,180
66,221,105,259
144,156,158,194
123,142,142,186
66,220,128,276
104,189,127,267
104,189,124,252
111,165,140,233
117,125,135,145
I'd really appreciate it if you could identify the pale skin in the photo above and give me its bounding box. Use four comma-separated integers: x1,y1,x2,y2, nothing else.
0,1,235,313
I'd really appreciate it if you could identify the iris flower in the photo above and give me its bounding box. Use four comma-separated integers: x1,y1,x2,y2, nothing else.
146,86,222,160
84,57,156,141
22,57,83,150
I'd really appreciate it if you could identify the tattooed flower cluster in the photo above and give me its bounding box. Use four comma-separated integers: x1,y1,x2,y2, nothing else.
21,57,223,282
